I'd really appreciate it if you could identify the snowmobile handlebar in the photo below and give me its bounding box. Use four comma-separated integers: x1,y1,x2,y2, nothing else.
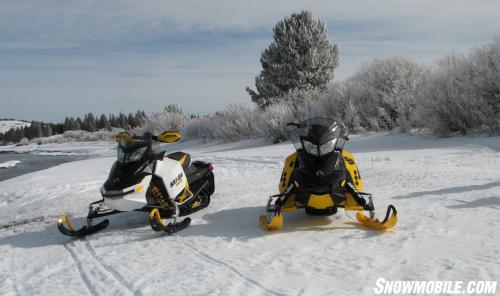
114,131,181,143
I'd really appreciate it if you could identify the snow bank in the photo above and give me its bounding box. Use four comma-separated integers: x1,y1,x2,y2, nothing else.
0,160,20,168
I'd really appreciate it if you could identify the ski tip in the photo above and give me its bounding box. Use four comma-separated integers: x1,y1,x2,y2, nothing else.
355,211,397,231
57,215,109,237
259,213,284,231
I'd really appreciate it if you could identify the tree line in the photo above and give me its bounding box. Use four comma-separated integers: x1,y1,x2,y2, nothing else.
0,111,146,144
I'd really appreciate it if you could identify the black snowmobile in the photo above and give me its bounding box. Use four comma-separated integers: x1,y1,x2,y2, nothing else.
259,117,398,231
58,131,215,237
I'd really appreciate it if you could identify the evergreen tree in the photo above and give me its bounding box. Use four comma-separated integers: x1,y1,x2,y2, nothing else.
99,114,108,129
247,10,339,109
42,124,52,137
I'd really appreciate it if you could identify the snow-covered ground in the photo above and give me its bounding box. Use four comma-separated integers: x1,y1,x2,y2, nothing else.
0,120,30,134
1,134,499,295
0,141,115,157
0,160,20,169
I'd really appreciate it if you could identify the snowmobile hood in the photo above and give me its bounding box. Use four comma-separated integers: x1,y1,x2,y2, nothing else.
103,160,151,192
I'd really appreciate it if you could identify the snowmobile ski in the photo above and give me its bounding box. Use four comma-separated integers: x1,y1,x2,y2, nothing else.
259,212,284,230
149,208,191,234
355,204,397,231
57,214,109,237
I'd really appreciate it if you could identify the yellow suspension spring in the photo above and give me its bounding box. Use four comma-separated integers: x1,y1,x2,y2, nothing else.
151,186,169,208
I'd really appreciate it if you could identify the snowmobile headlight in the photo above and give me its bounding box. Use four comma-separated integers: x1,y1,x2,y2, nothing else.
302,140,318,156
127,147,147,162
319,139,337,156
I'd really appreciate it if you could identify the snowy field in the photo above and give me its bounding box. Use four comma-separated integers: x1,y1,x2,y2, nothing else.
1,134,499,295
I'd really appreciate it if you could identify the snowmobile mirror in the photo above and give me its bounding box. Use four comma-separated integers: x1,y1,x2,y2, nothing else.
114,132,134,143
156,131,181,143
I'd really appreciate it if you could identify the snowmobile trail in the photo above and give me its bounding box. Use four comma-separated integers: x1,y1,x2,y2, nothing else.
178,238,283,296
63,240,137,295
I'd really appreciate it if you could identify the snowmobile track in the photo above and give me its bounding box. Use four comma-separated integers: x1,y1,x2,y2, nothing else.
64,240,138,295
178,238,284,296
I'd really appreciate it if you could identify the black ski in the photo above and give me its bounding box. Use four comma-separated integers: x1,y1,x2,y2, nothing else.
58,218,109,237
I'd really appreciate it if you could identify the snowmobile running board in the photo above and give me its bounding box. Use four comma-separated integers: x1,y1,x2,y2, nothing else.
149,208,191,234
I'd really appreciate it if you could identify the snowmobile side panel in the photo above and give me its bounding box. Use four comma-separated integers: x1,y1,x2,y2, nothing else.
103,175,151,211
307,193,334,209
341,150,363,192
259,213,283,231
154,157,187,199
279,152,297,194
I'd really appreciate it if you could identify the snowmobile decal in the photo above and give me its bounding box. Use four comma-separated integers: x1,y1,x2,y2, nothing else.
341,150,363,191
279,153,297,194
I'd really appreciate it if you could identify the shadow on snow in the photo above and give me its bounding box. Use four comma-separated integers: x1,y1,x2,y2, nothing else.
0,206,382,249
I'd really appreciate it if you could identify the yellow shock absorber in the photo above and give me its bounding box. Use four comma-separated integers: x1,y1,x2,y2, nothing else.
151,186,169,208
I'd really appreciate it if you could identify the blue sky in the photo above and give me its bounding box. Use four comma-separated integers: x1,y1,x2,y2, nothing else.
1,0,499,122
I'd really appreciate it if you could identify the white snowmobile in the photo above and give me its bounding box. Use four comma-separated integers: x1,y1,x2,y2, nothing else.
58,131,215,236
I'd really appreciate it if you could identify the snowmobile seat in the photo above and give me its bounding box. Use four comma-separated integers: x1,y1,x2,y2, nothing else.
167,152,191,172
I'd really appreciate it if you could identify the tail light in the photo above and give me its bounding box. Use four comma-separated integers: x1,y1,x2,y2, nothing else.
207,163,213,170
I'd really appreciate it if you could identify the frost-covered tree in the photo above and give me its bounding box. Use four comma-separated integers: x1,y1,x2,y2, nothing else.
417,54,494,135
140,104,189,134
468,38,500,131
347,56,425,131
247,10,339,109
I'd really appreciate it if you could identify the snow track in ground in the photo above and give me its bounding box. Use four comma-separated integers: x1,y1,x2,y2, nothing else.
0,134,499,295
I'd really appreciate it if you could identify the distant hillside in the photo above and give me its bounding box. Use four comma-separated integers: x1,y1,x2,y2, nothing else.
0,120,30,134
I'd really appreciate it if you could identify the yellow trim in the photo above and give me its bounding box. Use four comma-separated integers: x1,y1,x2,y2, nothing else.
281,194,300,212
279,152,297,194
179,154,187,165
149,208,166,227
307,193,334,209
135,185,144,193
259,213,284,231
342,150,364,192
356,211,398,231
177,186,192,203
58,214,76,232
114,132,133,143
344,193,364,211
157,131,181,143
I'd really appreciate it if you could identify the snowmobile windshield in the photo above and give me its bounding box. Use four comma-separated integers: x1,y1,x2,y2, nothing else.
286,117,347,156
117,140,149,163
